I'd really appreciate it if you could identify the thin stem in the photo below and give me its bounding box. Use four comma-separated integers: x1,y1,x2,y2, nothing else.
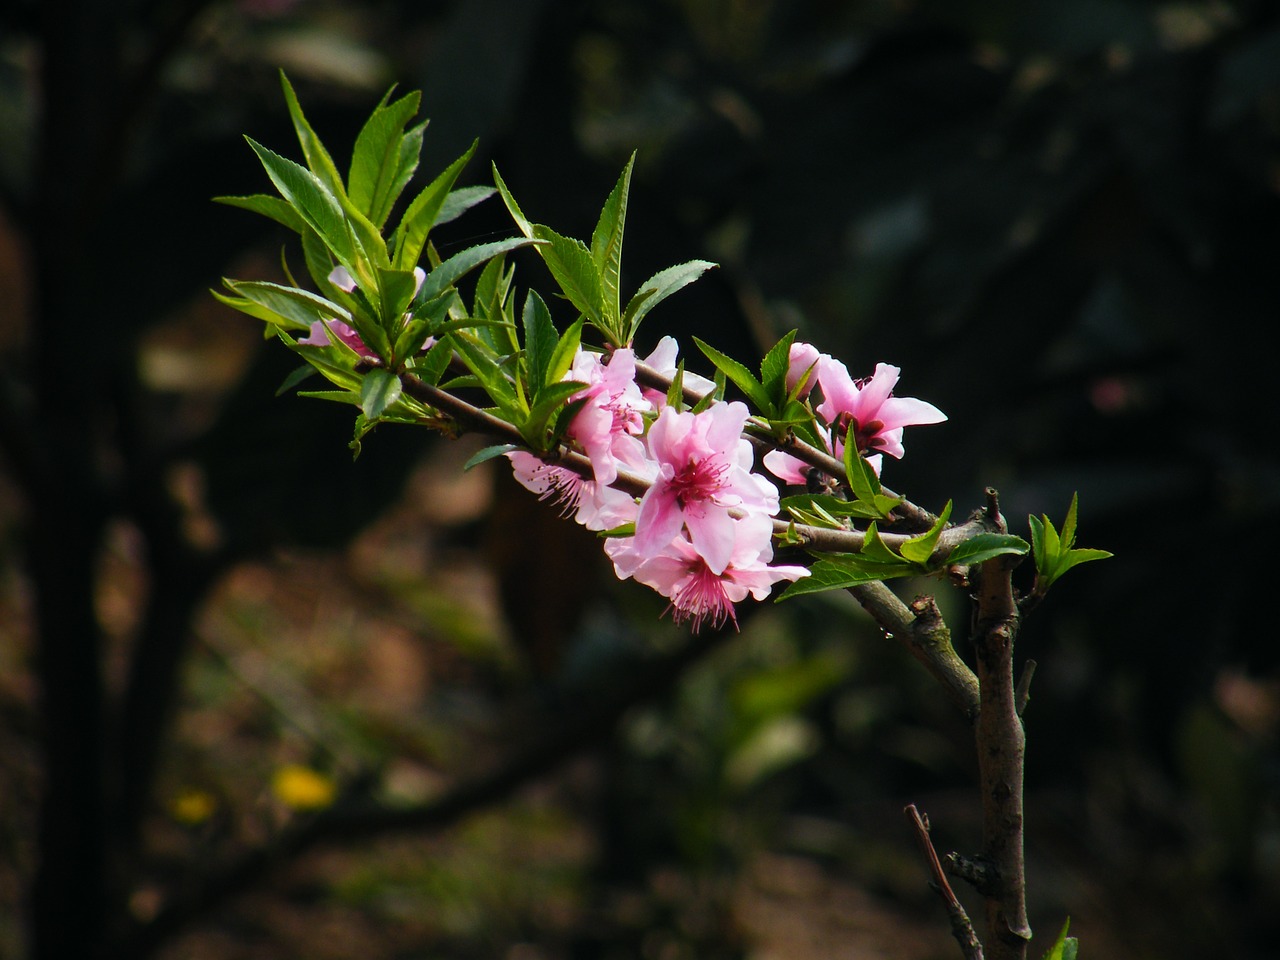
906,804,984,960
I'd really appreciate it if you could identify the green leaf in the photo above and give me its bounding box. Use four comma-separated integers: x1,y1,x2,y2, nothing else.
532,225,607,326
492,163,533,237
436,185,495,226
945,533,1031,567
348,90,423,227
1053,548,1113,579
778,553,916,599
760,329,797,400
1030,494,1112,591
898,500,953,565
418,237,540,303
218,279,346,332
1061,490,1080,551
410,338,453,386
375,266,420,334
448,330,517,407
463,444,518,470
591,152,634,331
359,368,402,419
279,71,345,197
213,194,307,233
1039,918,1078,960
523,379,588,449
522,288,558,391
545,317,585,389
392,140,478,270
841,426,902,519
246,137,356,267
621,260,716,343
861,523,902,564
693,337,770,411
275,363,317,396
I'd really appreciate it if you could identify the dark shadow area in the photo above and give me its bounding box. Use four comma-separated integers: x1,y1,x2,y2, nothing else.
0,1,1277,958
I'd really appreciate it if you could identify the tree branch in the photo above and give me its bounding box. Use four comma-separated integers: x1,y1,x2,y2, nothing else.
846,582,980,720
970,489,1031,960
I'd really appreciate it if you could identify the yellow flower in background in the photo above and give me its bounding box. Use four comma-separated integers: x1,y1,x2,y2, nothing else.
170,788,218,825
271,764,336,811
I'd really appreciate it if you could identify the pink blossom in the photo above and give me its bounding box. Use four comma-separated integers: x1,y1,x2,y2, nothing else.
638,336,715,408
298,318,377,359
634,401,778,575
786,341,824,398
761,424,882,486
815,359,945,460
607,519,808,632
506,452,638,531
563,348,651,487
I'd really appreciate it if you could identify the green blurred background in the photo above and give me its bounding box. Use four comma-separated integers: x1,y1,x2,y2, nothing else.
1,1,1278,958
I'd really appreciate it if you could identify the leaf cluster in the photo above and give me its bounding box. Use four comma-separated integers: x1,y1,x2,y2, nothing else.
1029,493,1113,597
494,157,715,348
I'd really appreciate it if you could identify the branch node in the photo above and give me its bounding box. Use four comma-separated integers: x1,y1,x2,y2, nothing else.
945,851,999,897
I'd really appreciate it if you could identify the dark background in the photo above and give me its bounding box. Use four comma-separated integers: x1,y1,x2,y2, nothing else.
1,1,1278,958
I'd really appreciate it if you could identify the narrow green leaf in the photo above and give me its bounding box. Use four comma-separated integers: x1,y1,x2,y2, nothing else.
1053,548,1114,580
841,425,899,518
622,260,716,343
279,71,345,197
246,137,355,266
213,194,306,233
437,185,495,226
760,329,798,400
1039,918,1078,960
360,368,402,419
666,361,686,412
376,266,419,333
1028,514,1047,574
523,289,558,391
591,152,635,330
393,140,478,270
523,380,589,448
945,533,1031,567
464,444,518,471
349,90,423,226
778,553,916,599
693,337,770,411
492,163,533,237
448,330,517,406
531,225,607,327
219,279,347,331
1061,491,1080,552
898,500,953,565
545,316,585,388
275,363,316,396
418,237,540,303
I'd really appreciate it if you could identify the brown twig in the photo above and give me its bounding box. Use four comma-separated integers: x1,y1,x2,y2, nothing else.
906,804,984,960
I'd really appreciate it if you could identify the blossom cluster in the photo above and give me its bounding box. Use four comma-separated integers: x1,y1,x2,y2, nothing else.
763,342,947,484
506,338,945,632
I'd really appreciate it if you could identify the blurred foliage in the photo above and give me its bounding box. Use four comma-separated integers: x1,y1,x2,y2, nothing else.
1,1,1279,959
